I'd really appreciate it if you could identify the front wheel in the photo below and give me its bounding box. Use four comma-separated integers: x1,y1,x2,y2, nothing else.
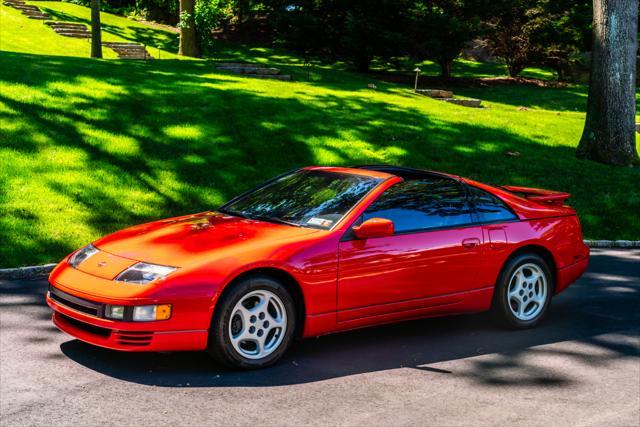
207,275,296,369
493,254,553,329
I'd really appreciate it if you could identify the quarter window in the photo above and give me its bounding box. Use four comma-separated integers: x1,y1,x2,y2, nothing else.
362,179,474,233
469,185,517,223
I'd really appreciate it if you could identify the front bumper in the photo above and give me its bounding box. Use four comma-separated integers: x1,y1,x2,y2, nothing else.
47,286,209,352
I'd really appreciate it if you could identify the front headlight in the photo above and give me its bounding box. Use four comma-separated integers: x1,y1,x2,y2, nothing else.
115,262,176,284
68,244,99,269
104,304,172,321
133,304,172,321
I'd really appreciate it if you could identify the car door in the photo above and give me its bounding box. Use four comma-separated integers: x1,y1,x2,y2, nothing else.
337,178,484,322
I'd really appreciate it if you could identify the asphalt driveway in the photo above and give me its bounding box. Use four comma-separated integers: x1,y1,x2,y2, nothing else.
1,249,638,426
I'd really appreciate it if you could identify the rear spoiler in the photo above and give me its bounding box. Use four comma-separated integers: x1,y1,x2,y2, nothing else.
501,185,571,206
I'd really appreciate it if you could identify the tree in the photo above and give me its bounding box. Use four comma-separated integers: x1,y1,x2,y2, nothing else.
268,0,407,72
408,1,488,79
487,0,593,79
340,0,407,72
178,0,200,57
576,0,639,166
486,0,541,77
90,0,102,58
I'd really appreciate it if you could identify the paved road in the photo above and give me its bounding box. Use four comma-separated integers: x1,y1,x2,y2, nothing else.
1,249,639,426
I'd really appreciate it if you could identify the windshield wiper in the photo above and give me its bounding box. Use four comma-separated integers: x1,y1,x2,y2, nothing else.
249,215,302,228
218,208,248,219
218,209,301,228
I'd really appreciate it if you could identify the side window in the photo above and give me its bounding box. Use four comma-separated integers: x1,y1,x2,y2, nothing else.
468,185,517,223
362,179,474,233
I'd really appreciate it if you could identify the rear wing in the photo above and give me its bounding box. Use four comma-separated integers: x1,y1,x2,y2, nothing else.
501,185,571,206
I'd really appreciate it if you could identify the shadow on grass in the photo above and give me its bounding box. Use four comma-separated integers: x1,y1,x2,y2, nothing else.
0,51,639,266
454,84,590,112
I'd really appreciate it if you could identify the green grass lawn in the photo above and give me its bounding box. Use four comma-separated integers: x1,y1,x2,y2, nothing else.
1,2,639,267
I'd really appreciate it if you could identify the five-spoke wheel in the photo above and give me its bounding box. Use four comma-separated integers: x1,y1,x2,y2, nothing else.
207,275,296,369
229,290,287,359
493,253,553,328
507,263,548,321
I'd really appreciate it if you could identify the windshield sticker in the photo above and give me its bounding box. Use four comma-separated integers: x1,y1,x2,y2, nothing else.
307,217,333,228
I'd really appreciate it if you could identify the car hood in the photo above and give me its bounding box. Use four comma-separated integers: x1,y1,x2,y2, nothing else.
92,211,321,268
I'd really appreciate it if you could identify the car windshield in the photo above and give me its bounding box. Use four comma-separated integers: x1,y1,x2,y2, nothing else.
220,170,382,229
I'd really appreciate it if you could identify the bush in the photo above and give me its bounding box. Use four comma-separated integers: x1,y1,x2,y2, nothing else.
195,0,234,50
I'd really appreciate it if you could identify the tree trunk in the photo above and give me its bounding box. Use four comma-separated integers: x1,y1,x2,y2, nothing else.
439,58,453,79
178,0,200,57
90,0,102,58
507,61,525,77
354,54,370,73
577,0,639,165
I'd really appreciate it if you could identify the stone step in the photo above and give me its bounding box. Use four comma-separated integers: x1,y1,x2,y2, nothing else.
115,50,150,54
217,65,281,75
22,11,49,16
416,89,454,99
108,46,146,50
216,62,260,67
114,50,149,55
441,98,482,108
117,54,153,60
51,28,90,33
251,74,292,81
50,26,88,31
46,22,87,29
102,42,153,59
103,42,144,47
45,21,82,25
55,31,91,37
27,15,50,19
52,28,90,32
13,5,40,10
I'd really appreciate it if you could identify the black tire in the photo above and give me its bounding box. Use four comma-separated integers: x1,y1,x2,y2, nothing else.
207,274,296,369
492,253,554,329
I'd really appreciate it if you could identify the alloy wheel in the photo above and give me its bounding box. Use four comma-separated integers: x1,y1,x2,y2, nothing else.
507,263,548,321
228,290,288,359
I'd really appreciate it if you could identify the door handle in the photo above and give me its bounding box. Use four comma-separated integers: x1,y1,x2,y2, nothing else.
462,238,481,248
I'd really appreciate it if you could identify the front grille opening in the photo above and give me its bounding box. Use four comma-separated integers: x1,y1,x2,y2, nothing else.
58,312,111,337
114,331,153,346
49,290,99,317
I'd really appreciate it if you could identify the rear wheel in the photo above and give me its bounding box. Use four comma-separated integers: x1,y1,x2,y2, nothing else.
207,275,296,369
493,254,553,328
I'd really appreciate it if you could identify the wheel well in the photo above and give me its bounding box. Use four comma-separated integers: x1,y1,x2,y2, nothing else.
504,244,557,289
216,267,306,338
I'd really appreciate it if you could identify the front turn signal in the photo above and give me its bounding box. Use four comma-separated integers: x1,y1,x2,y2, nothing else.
155,304,172,320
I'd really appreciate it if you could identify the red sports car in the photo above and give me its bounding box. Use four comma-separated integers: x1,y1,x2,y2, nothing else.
47,166,589,369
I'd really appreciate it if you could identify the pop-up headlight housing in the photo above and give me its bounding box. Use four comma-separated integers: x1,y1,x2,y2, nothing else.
115,262,176,284
68,244,99,269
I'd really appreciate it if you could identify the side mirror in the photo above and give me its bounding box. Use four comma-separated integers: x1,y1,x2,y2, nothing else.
352,218,394,239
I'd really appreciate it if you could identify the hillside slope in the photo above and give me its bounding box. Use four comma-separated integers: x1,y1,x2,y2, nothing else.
1,2,639,266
